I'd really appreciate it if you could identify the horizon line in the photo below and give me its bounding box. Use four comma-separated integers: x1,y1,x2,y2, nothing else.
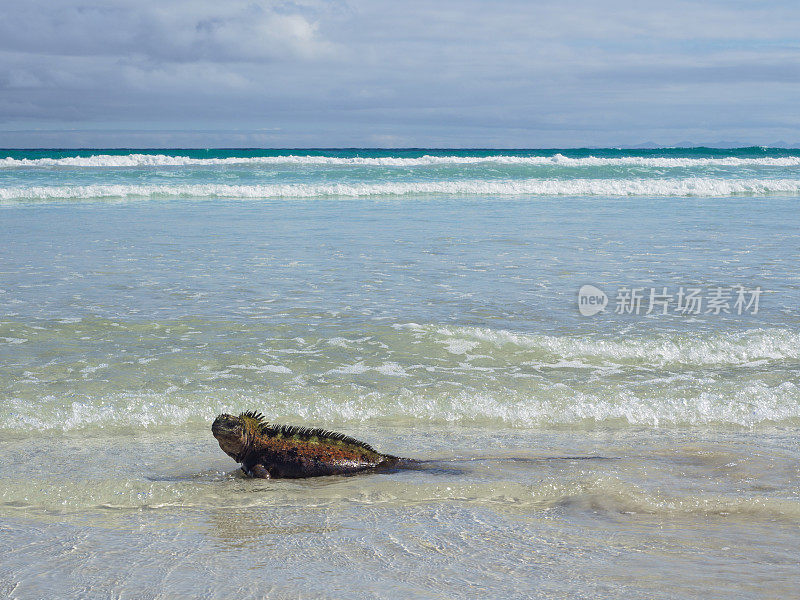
2,145,800,151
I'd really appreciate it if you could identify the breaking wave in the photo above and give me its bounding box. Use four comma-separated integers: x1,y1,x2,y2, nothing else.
4,381,799,433
2,320,799,432
3,178,800,203
409,324,800,367
3,152,800,168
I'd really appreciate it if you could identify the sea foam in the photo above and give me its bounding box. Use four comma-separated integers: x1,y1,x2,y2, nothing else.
2,178,800,203
3,153,800,168
2,322,799,432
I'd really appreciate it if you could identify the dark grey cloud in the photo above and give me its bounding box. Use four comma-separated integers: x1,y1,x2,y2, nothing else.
0,0,798,147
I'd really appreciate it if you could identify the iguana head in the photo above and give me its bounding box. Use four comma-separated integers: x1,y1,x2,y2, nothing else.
212,411,267,462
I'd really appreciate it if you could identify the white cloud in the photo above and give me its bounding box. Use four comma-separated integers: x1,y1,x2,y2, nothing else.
0,0,799,146
0,1,333,62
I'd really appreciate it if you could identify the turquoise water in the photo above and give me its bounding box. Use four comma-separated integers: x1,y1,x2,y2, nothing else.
1,148,799,598
3,147,800,202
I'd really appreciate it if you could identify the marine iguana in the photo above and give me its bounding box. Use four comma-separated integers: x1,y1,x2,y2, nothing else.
212,411,402,478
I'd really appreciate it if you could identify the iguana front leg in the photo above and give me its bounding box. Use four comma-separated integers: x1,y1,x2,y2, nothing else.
245,463,271,479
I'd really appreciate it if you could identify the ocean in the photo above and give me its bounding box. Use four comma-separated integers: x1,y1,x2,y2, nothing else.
1,148,798,598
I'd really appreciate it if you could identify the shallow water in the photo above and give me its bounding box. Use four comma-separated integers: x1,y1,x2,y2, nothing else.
1,148,799,598
2,428,799,599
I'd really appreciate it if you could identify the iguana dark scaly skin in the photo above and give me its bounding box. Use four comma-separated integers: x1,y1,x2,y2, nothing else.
212,411,402,478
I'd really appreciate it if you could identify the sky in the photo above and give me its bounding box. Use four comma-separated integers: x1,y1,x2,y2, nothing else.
0,0,798,148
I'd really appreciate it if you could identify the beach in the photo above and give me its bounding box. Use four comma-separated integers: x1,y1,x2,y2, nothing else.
1,148,799,598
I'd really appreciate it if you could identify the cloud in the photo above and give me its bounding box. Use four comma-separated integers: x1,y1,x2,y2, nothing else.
0,0,799,146
0,1,334,62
